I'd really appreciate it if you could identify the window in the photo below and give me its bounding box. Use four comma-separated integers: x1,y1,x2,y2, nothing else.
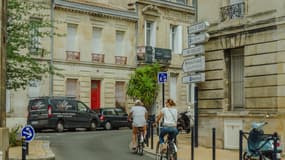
170,25,182,54
77,102,87,112
28,80,41,98
192,0,197,7
176,0,186,4
92,27,102,53
66,79,79,99
145,21,156,47
6,90,10,113
29,18,41,54
67,24,78,51
115,81,126,108
187,83,195,104
227,48,244,110
170,74,177,101
115,31,125,56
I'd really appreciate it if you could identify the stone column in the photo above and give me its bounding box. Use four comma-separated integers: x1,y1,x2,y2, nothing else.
0,0,9,159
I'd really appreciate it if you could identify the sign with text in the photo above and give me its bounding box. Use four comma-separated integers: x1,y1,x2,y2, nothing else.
188,33,210,45
182,73,205,83
182,45,205,57
188,21,210,34
182,56,205,73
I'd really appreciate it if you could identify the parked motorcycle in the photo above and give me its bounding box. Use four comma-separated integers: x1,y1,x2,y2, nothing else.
177,111,192,134
243,122,283,160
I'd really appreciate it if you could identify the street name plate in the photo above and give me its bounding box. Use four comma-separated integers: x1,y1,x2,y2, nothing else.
188,33,210,45
182,45,205,57
188,21,210,34
182,56,205,73
182,73,205,83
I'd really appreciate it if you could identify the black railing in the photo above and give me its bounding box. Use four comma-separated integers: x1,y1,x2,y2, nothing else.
220,2,245,22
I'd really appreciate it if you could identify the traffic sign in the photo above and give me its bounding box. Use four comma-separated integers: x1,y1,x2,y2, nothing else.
158,72,167,83
21,125,35,142
188,21,210,34
182,45,205,57
182,73,205,83
188,33,210,45
182,56,205,73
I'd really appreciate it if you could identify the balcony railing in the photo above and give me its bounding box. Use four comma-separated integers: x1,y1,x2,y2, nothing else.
220,2,245,22
91,53,104,63
66,51,80,61
115,56,127,65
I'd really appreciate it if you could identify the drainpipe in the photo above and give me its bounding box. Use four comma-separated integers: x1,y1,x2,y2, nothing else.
49,0,54,96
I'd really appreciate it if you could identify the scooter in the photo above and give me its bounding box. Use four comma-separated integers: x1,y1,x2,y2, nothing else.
177,111,192,134
243,122,283,160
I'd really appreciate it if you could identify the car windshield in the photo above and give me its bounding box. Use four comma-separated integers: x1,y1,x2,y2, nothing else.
115,108,126,116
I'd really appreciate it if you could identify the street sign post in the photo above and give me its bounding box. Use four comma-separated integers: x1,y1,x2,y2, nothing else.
182,45,205,57
188,21,210,34
182,56,205,73
188,33,210,45
158,72,168,84
21,125,35,142
182,73,205,84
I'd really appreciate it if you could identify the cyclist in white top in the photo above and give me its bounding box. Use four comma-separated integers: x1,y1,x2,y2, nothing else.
155,98,178,144
128,99,148,149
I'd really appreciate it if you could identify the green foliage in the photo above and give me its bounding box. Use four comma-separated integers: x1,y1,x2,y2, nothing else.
9,125,22,147
7,0,61,90
126,63,162,111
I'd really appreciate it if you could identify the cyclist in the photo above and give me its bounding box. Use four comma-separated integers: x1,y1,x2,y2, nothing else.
155,98,178,150
128,99,148,150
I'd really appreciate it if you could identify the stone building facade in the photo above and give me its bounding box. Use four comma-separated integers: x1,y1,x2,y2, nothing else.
6,0,196,127
196,0,285,149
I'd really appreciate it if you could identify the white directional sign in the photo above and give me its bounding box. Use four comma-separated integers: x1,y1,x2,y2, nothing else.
188,33,210,45
188,21,210,34
182,73,205,83
182,56,205,73
182,45,205,57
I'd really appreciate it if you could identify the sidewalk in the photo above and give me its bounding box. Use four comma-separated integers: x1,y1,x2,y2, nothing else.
8,140,55,160
144,133,239,160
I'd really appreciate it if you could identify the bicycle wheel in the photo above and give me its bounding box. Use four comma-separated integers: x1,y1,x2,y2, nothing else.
156,142,167,160
167,143,177,160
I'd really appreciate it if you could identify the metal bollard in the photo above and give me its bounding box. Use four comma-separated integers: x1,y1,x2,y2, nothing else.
151,122,154,149
273,132,278,160
22,137,26,160
191,126,194,160
212,128,216,160
239,130,243,160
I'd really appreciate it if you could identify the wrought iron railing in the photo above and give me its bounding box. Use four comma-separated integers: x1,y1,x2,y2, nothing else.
220,2,245,22
115,56,127,65
91,53,104,63
66,51,80,61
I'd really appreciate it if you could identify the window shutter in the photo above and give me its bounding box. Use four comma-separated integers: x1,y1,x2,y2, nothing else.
116,31,124,56
151,22,156,47
177,25,182,54
93,27,102,53
67,24,77,51
170,74,177,101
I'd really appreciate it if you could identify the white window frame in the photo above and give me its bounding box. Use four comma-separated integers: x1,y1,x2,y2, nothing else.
187,83,195,104
28,80,41,98
230,48,244,110
169,25,182,54
115,31,125,56
29,17,42,53
67,24,78,51
169,73,177,101
145,21,156,47
92,27,103,54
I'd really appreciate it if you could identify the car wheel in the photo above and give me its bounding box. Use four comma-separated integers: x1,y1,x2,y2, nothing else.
56,121,64,132
105,122,112,130
89,121,97,131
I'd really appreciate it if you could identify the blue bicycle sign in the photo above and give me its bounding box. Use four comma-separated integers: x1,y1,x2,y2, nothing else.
21,125,35,142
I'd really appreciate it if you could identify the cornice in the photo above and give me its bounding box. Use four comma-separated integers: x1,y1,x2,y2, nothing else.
55,0,138,21
136,0,195,14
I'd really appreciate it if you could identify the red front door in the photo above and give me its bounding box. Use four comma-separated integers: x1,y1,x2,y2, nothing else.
91,80,100,110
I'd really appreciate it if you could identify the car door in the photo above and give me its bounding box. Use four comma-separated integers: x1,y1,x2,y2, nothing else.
53,99,78,128
75,101,91,128
115,108,129,127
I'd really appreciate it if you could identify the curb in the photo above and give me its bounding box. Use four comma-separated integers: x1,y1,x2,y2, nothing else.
9,141,55,160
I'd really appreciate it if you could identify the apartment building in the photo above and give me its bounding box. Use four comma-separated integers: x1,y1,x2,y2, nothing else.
196,0,285,149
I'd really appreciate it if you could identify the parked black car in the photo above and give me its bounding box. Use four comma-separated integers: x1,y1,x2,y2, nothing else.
96,107,132,130
27,96,100,132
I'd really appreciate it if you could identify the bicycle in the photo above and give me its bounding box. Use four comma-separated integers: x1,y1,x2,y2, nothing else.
156,135,178,160
136,127,145,156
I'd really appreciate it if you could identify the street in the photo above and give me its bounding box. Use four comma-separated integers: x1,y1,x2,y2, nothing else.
35,129,154,160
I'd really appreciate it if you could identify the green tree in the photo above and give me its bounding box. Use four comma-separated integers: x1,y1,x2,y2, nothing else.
7,0,59,90
126,63,161,111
